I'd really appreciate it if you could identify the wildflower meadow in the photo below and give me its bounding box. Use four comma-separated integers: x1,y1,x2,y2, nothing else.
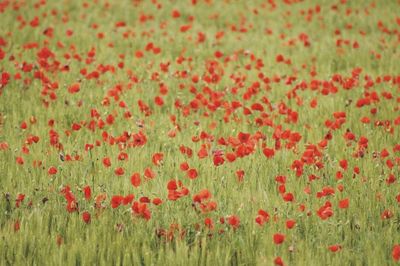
1,0,400,265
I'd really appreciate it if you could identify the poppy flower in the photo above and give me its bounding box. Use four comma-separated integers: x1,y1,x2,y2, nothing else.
263,147,275,158
14,220,20,232
82,211,91,224
20,121,27,129
102,157,111,167
338,198,349,209
187,168,198,179
273,233,285,245
227,215,240,229
123,194,135,205
111,195,124,209
152,153,164,166
328,245,342,252
193,189,211,203
131,173,141,187
48,166,57,175
114,167,124,176
83,186,91,200
152,198,162,205
15,194,25,208
226,153,236,162
386,174,396,185
317,201,334,220
274,257,284,266
68,83,80,94
16,157,24,165
255,209,270,226
381,209,393,220
286,219,296,229
167,180,178,191
238,132,250,143
117,152,128,161
171,9,180,18
236,170,245,182
282,193,294,202
180,162,189,171
204,217,214,229
144,167,156,179
131,201,151,220
339,159,348,170
139,197,150,203
0,142,9,150
393,245,400,261
213,155,225,166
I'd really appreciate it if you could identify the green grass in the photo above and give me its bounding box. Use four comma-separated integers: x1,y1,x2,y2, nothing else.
0,0,400,265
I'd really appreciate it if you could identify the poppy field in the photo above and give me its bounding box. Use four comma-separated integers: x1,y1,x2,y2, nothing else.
1,0,400,265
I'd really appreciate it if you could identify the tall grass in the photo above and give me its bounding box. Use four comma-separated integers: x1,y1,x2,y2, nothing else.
1,0,400,265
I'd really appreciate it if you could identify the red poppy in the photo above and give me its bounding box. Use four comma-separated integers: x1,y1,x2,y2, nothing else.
20,121,27,129
263,147,275,158
139,197,150,203
255,209,270,226
0,142,9,150
236,170,245,182
213,155,225,166
381,209,393,220
68,83,80,94
117,152,128,161
171,9,180,18
393,245,400,261
111,195,124,209
131,201,151,220
187,168,198,179
204,217,214,229
114,167,124,176
152,153,164,166
82,211,91,224
339,159,348,170
238,132,251,143
152,198,162,205
282,193,294,202
48,166,57,175
328,245,342,252
123,194,135,205
144,167,156,179
14,220,20,232
83,186,91,200
386,174,396,185
180,162,189,171
338,198,349,209
15,194,25,208
102,157,111,167
274,257,284,266
227,215,240,229
131,173,141,187
16,157,24,165
273,233,285,245
317,201,334,220
286,219,296,229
